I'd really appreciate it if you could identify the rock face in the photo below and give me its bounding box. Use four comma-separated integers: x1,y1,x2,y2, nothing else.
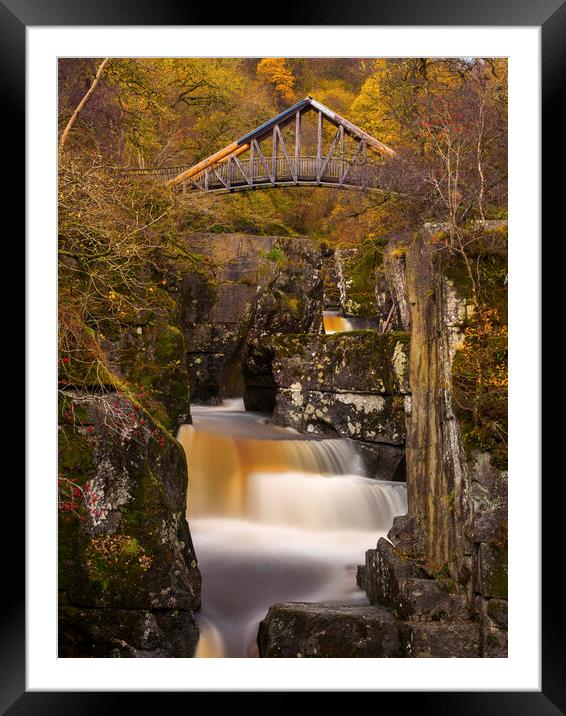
173,233,323,406
257,603,401,658
269,331,410,479
58,392,200,657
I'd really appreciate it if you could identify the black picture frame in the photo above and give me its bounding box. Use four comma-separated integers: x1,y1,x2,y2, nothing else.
11,0,557,710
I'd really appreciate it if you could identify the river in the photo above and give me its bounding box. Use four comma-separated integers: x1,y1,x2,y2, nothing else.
177,399,407,657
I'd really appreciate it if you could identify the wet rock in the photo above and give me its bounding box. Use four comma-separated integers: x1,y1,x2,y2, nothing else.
101,293,190,428
321,244,341,309
257,603,400,658
484,625,508,657
279,390,406,445
58,605,198,658
356,441,406,481
270,332,410,448
473,503,507,544
271,331,410,397
399,621,480,658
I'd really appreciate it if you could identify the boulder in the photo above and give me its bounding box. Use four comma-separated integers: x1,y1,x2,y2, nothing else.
100,288,191,429
271,331,410,397
257,602,400,658
484,625,508,658
355,441,406,482
473,542,508,599
486,598,508,630
395,578,469,622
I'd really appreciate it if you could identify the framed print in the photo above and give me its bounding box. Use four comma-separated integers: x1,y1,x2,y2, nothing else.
10,0,558,708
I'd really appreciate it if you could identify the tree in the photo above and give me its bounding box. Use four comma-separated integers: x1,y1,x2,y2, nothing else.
257,58,296,104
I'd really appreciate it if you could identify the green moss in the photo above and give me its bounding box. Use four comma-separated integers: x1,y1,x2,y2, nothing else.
85,534,152,597
339,242,384,318
154,324,184,363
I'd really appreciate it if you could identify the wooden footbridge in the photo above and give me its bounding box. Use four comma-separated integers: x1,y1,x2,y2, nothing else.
115,96,395,194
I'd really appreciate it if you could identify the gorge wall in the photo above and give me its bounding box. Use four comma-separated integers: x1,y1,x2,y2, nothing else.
257,225,508,658
59,225,507,659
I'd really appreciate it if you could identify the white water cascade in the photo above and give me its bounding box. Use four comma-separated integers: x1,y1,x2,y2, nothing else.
177,399,407,658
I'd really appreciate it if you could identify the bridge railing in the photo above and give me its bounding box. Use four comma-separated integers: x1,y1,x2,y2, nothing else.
112,156,384,191
190,155,382,191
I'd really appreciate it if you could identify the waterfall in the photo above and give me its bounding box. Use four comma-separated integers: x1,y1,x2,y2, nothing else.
322,310,380,334
178,399,407,657
322,310,354,334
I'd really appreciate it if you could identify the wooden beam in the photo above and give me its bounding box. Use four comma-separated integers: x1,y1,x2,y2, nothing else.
308,97,395,157
168,141,239,186
319,125,342,178
232,154,253,186
216,143,249,164
212,166,230,190
339,140,365,185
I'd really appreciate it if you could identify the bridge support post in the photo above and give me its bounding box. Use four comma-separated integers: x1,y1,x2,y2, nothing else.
272,126,278,183
316,110,323,182
295,111,301,184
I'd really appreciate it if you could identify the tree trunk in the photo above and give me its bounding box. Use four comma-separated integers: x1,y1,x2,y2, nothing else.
59,58,110,154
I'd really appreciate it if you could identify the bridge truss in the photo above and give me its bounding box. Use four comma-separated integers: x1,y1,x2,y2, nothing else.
116,96,396,194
